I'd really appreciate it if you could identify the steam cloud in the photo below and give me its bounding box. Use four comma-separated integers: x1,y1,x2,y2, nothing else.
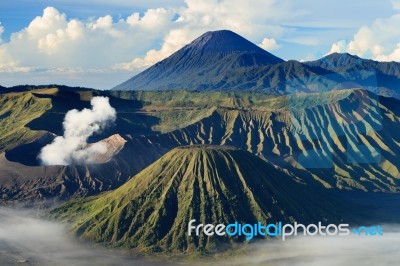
39,96,116,165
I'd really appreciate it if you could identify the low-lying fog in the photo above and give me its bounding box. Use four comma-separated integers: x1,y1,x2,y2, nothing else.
0,207,167,266
209,226,400,266
1,207,399,266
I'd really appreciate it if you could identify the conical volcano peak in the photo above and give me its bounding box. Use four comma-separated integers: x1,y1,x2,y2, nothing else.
113,30,284,91
186,30,270,54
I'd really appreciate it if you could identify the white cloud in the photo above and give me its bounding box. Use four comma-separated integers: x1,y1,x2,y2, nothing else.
0,0,398,89
0,2,296,76
326,13,400,62
220,227,400,266
0,64,32,73
259,38,280,51
2,207,400,266
325,40,347,55
392,0,400,10
0,1,325,86
114,28,192,70
116,0,299,70
0,6,175,72
375,43,400,62
0,207,149,265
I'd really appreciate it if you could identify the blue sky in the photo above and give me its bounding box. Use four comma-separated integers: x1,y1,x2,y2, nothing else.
0,0,399,89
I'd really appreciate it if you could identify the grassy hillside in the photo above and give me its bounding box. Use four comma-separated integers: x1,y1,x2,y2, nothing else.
1,87,351,142
0,89,53,152
52,146,357,253
142,90,400,192
0,88,400,192
110,89,352,133
2,86,400,205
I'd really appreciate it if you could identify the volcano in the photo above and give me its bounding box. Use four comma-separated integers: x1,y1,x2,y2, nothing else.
113,30,284,91
52,145,355,253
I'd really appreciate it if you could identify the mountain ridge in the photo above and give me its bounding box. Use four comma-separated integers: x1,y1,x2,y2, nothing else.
2,87,400,206
113,30,400,99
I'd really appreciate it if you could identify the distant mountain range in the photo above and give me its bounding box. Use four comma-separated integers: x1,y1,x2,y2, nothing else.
113,30,400,99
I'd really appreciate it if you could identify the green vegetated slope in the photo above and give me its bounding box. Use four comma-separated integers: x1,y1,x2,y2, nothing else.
147,89,400,192
2,87,400,195
52,146,356,253
0,86,352,143
1,86,349,141
0,89,53,152
1,87,296,203
0,87,159,144
110,89,352,133
0,88,168,204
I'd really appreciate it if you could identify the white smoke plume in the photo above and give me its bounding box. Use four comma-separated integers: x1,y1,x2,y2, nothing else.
39,96,116,165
